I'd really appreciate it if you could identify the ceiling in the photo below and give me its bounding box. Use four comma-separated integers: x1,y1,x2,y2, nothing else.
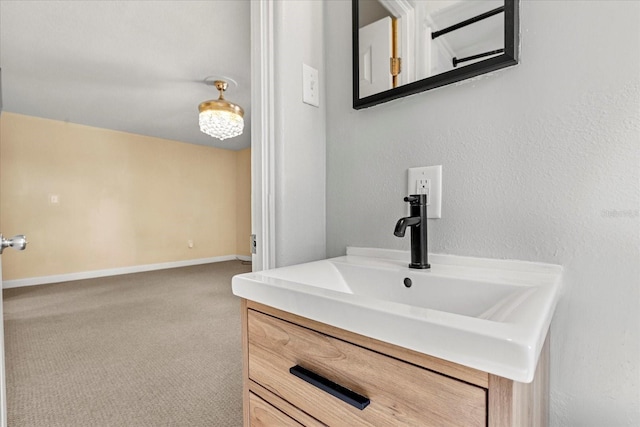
0,0,251,150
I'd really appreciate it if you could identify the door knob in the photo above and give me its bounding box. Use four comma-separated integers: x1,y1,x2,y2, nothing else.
0,234,28,254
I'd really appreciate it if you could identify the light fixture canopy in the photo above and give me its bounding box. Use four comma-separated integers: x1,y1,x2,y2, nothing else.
198,80,244,140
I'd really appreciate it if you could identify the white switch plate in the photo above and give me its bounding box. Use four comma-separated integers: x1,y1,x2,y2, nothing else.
407,165,442,218
302,63,319,107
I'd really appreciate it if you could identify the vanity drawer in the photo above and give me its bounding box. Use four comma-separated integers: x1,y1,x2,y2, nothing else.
249,392,304,427
248,309,486,426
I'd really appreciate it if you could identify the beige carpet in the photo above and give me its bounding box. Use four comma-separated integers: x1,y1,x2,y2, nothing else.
2,260,251,427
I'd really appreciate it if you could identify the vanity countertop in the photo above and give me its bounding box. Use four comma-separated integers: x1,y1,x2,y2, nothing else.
232,247,563,382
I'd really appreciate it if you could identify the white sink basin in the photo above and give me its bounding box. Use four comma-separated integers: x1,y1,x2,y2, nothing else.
232,247,563,382
331,261,537,319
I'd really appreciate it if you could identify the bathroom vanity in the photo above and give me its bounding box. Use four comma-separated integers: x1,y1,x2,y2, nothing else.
233,248,562,426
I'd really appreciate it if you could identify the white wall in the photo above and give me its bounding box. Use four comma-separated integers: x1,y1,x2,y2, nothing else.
273,0,326,267
325,1,639,425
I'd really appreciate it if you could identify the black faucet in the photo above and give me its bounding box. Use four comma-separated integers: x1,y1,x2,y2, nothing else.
394,195,430,269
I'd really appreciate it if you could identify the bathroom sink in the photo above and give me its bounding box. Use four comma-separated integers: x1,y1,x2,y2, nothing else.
330,261,537,319
232,247,563,382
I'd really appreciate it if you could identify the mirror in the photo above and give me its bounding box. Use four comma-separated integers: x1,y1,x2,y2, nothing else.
353,0,519,109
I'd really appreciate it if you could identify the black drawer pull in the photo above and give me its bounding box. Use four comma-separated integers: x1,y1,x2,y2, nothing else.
289,365,370,410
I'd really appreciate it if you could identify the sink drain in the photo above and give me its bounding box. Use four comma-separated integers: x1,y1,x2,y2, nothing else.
403,277,412,288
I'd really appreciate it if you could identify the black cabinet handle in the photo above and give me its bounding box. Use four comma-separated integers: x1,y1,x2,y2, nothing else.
289,365,370,410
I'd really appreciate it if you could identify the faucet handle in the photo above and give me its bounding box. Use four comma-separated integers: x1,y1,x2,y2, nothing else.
404,195,426,204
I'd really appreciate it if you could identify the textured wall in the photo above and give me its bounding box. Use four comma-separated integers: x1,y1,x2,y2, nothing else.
325,1,639,425
273,0,326,267
0,113,250,280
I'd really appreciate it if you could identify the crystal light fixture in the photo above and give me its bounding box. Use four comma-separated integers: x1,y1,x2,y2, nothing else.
198,80,244,140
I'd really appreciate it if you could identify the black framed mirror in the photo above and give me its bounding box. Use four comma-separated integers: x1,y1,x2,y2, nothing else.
353,0,519,109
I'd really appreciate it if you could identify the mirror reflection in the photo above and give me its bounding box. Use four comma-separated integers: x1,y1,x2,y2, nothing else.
355,0,518,108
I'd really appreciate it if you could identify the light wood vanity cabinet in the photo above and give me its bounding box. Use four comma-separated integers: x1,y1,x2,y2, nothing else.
249,392,303,426
241,300,549,427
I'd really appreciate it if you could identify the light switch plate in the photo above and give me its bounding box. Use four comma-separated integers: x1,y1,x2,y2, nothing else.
408,165,442,218
302,63,319,107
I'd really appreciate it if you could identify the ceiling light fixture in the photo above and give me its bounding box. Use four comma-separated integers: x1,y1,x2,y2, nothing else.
198,79,244,140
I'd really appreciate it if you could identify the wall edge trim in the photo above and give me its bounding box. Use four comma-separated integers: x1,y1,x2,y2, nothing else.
3,255,252,289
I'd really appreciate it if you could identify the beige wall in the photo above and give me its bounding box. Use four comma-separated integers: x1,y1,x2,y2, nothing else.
0,113,251,281
235,148,251,257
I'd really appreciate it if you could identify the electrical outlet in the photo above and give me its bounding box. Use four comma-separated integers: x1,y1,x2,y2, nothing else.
416,178,431,203
407,165,442,218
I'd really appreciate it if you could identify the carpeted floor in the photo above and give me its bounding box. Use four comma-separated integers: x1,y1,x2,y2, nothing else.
2,260,251,427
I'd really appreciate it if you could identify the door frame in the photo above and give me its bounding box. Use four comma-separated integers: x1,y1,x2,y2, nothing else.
250,0,276,272
379,0,416,85
0,83,8,426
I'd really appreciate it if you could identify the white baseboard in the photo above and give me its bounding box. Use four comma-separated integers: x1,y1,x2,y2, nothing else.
2,255,253,289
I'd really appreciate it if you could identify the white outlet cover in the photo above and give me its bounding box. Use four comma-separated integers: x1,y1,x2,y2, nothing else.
302,63,319,107
407,165,442,218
